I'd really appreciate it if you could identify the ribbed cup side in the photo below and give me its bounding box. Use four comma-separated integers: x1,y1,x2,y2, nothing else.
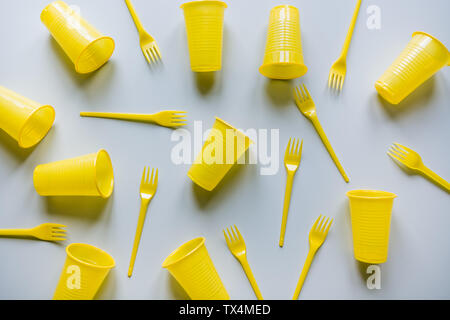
262,6,303,65
375,33,448,104
33,153,99,196
167,244,229,300
349,198,394,264
182,3,226,72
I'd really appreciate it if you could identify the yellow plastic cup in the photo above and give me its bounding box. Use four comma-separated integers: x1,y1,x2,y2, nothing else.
162,237,229,300
53,243,115,300
33,149,114,198
375,32,450,104
347,190,397,264
187,117,253,191
181,0,227,72
259,5,307,80
0,86,55,149
41,1,115,74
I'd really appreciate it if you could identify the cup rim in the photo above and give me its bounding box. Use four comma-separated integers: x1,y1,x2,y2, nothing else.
180,0,227,10
347,189,397,199
66,243,115,269
271,4,299,12
162,237,205,268
94,149,114,198
75,36,115,74
18,105,55,148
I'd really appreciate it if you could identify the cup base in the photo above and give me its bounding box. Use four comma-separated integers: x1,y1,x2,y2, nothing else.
259,62,307,80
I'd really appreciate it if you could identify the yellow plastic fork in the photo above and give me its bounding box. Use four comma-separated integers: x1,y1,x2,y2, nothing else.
293,215,333,300
80,111,187,128
293,84,349,182
328,0,362,91
223,225,263,300
125,0,162,64
0,223,67,241
388,143,450,192
279,138,303,247
128,166,158,277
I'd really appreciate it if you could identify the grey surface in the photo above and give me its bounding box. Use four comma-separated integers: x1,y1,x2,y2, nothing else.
0,0,449,300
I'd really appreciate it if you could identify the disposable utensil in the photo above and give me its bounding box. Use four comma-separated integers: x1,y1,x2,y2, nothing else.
328,0,361,90
41,1,115,74
125,0,162,64
0,223,66,241
223,225,263,300
128,166,158,277
279,138,303,247
33,149,114,198
347,190,396,264
53,243,115,300
388,143,450,192
259,5,307,79
181,0,227,72
0,86,55,148
187,117,253,191
162,237,229,300
293,84,349,182
376,32,450,104
80,111,187,128
292,215,333,300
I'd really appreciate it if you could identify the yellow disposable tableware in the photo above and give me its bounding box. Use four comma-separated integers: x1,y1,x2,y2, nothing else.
125,0,162,64
0,86,55,148
80,110,187,128
279,138,303,247
223,225,263,300
33,149,114,198
259,5,307,80
375,32,450,104
128,167,158,277
293,215,333,300
293,84,349,182
181,0,227,72
0,223,66,241
162,237,229,300
328,0,362,91
388,143,450,192
53,243,115,300
41,1,115,73
347,190,396,264
188,117,253,191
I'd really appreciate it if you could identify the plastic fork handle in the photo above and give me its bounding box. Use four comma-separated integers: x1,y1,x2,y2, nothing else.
0,229,31,237
80,112,156,123
125,0,146,34
310,116,349,183
420,166,450,192
240,259,264,300
279,173,295,247
292,249,316,300
340,0,362,58
128,200,150,277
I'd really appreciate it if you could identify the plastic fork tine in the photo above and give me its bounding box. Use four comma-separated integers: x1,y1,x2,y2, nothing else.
294,139,300,155
234,225,243,241
325,219,333,234
223,229,231,245
393,143,411,154
153,169,158,185
387,151,404,163
285,138,292,156
227,228,233,242
388,148,405,159
320,217,330,232
312,215,321,230
231,226,238,240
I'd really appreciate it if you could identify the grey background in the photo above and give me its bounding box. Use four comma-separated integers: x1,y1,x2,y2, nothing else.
0,0,449,299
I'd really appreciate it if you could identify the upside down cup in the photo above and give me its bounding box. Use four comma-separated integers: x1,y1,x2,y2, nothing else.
187,117,253,191
0,86,55,148
33,149,114,198
347,190,397,264
181,0,227,72
162,237,229,300
41,1,115,74
53,243,115,300
375,32,450,104
259,5,307,80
